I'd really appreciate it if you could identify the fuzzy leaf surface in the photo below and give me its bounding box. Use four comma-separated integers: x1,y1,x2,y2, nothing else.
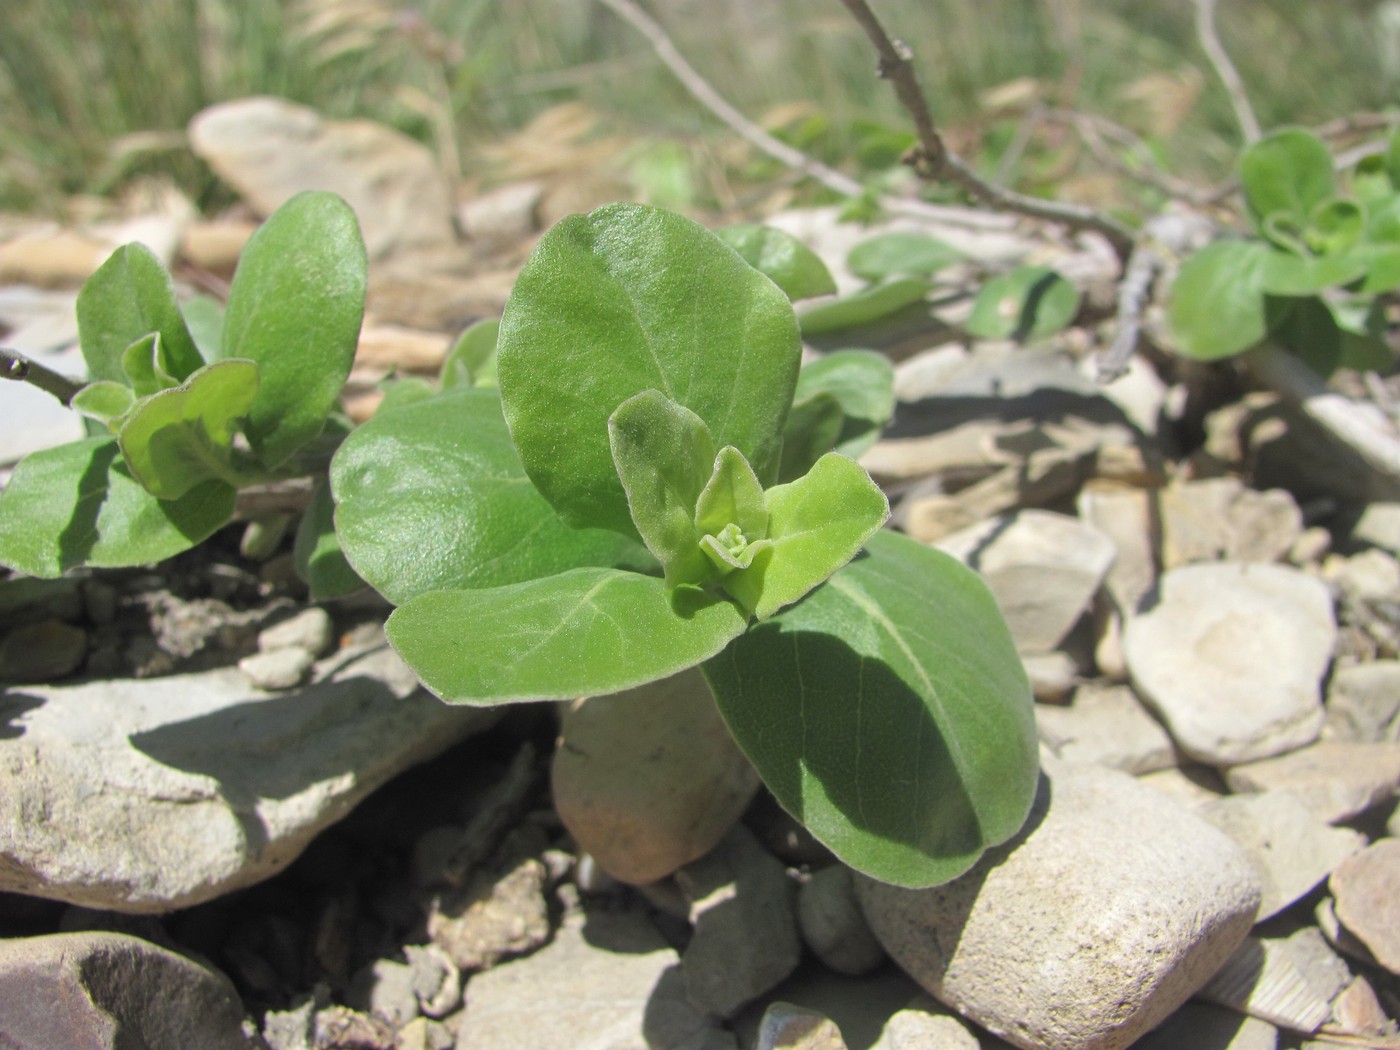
703,529,1039,887
76,243,203,385
331,388,652,605
293,479,363,600
716,223,837,300
221,191,367,467
0,437,233,577
386,568,749,704
498,203,800,536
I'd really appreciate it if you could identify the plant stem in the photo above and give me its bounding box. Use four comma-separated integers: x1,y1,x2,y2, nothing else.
1192,0,1261,144
835,0,1137,261
0,346,84,407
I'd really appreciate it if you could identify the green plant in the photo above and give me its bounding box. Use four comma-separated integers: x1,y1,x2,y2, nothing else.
0,190,366,577
330,203,1039,886
1167,125,1400,375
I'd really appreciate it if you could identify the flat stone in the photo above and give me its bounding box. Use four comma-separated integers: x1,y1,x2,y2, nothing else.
797,864,886,976
937,509,1116,653
1197,792,1366,920
1323,548,1400,603
0,639,498,911
455,905,722,1050
188,97,456,260
1280,927,1353,1007
1136,764,1227,807
1197,936,1332,1032
257,607,334,657
677,824,802,1018
857,759,1261,1050
1324,660,1400,742
1021,650,1079,703
1133,1003,1277,1050
237,646,315,690
1123,562,1333,764
1352,501,1400,554
1036,682,1177,774
1330,975,1392,1037
1076,485,1157,614
1329,840,1400,974
871,1001,980,1050
1223,741,1400,823
552,667,760,885
1160,478,1303,568
0,931,257,1049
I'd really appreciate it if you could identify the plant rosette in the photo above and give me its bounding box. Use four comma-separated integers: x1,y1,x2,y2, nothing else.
330,202,1039,888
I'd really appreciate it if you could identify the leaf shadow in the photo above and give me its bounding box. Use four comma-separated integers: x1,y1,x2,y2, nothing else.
0,690,45,739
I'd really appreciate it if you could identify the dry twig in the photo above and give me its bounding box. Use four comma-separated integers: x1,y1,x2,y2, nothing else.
1192,0,1261,144
0,346,84,407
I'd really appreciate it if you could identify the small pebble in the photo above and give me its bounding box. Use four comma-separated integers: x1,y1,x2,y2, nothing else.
1329,839,1400,975
258,607,334,657
239,646,315,690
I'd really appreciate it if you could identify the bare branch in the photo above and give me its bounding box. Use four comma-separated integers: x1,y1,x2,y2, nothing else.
0,347,84,407
834,0,1136,260
592,0,1007,229
1192,0,1261,144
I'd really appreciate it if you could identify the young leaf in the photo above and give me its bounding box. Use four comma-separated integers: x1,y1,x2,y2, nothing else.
694,446,769,550
1306,197,1364,255
715,224,838,300
331,388,653,605
76,243,204,385
723,452,889,620
1167,239,1277,360
117,359,262,500
798,277,930,337
440,318,500,390
498,204,801,536
703,529,1039,888
0,437,234,577
181,295,225,361
965,266,1079,341
293,479,364,600
792,349,895,459
608,390,716,588
1240,128,1336,236
71,381,136,430
222,191,367,467
386,568,749,704
847,231,961,282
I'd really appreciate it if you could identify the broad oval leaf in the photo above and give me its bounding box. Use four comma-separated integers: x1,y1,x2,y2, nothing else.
71,381,136,430
330,388,652,605
716,223,838,301
965,265,1079,341
847,231,961,282
1241,128,1336,236
792,349,895,460
118,359,262,500
1167,239,1277,360
0,437,234,577
76,243,204,385
498,203,801,536
440,318,500,390
798,277,930,337
386,568,749,704
703,529,1038,887
293,479,364,601
222,191,367,467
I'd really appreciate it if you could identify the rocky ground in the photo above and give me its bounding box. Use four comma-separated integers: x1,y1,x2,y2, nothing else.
2,97,1400,1050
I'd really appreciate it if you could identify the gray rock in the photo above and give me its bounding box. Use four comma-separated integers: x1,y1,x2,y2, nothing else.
552,667,760,885
0,931,257,1049
1323,547,1400,603
1134,1003,1277,1050
404,943,461,1019
1352,501,1400,553
872,1002,980,1050
1124,562,1333,764
755,1003,848,1050
857,760,1261,1050
237,645,315,690
1020,650,1079,703
455,906,726,1050
677,824,802,1018
427,857,550,971
188,97,456,260
1329,839,1400,974
258,607,335,657
0,639,498,911
1036,682,1177,774
1159,478,1303,569
1076,486,1157,615
1197,936,1331,1032
1281,927,1353,1007
798,865,886,976
937,509,1116,654
1136,764,1228,807
0,618,87,682
1197,791,1366,920
350,957,419,1028
1223,740,1400,823
1324,660,1400,742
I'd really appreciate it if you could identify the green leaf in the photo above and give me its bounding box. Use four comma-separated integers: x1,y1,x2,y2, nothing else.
1356,244,1400,293
1240,128,1336,236
376,376,438,414
723,452,889,620
293,479,363,600
847,231,961,281
386,568,749,704
798,277,930,337
792,349,895,459
76,243,204,385
703,529,1039,887
440,318,500,390
0,437,234,577
120,332,180,397
715,223,838,300
1167,240,1278,360
1387,126,1400,189
694,446,769,549
1306,197,1365,255
609,390,716,588
1259,250,1369,296
498,203,801,536
71,381,136,430
778,392,845,483
181,295,225,361
117,359,262,500
222,190,367,467
965,265,1079,341
330,388,653,605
